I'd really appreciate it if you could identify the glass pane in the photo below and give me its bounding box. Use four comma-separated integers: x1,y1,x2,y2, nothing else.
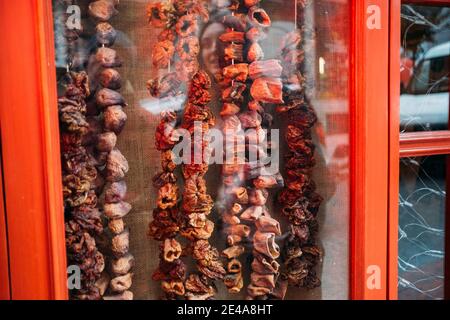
398,155,446,300
53,0,350,300
400,4,450,132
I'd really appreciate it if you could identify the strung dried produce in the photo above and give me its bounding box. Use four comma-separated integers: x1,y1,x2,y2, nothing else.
87,0,133,300
89,0,118,22
275,1,323,298
147,0,223,300
213,1,252,295
147,1,212,299
217,0,285,300
61,71,106,300
178,0,225,297
147,3,185,299
56,0,107,299
180,71,226,292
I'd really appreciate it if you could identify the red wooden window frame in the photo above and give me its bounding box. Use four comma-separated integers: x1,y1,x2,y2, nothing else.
351,0,390,300
0,0,396,300
0,1,67,300
0,153,11,300
388,0,450,300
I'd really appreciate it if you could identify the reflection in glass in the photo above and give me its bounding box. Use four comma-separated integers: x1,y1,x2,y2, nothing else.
52,0,350,299
400,4,450,132
398,156,446,300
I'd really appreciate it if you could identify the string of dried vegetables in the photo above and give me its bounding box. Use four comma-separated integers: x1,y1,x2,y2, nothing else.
243,0,285,300
58,0,105,300
180,69,226,300
147,0,186,300
87,0,133,300
276,0,323,294
214,0,285,299
147,0,224,300
214,0,250,295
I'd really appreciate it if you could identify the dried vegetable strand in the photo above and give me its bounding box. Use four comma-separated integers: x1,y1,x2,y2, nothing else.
147,0,224,300
61,72,106,300
87,0,133,300
214,0,285,299
147,0,186,300
59,0,105,300
180,69,226,300
243,0,284,301
215,0,249,295
170,0,226,300
276,0,323,294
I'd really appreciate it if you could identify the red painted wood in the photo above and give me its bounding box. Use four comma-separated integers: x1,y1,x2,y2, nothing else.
399,131,450,158
37,0,68,300
0,154,11,300
0,0,404,300
388,0,401,301
350,0,390,300
0,1,67,300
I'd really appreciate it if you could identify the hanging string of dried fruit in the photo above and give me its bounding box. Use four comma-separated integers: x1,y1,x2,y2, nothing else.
276,0,323,294
58,1,105,300
87,0,133,300
147,0,225,300
214,0,285,299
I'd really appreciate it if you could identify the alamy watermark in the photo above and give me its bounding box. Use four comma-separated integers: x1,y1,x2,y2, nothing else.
66,5,82,31
67,265,81,290
366,265,381,290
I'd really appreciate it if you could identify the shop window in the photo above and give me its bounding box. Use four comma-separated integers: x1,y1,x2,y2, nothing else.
398,2,450,300
51,0,351,300
398,155,446,299
400,4,450,132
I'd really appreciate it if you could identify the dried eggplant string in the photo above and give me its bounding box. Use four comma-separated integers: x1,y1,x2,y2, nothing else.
214,0,285,298
242,1,284,300
276,0,323,293
215,0,249,295
58,0,105,300
147,0,224,300
87,0,133,300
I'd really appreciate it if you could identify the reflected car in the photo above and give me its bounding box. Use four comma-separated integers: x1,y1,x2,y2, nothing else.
400,41,449,131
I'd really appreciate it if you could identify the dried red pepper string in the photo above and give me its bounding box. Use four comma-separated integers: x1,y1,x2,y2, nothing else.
147,0,224,300
146,0,185,300
175,0,225,299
